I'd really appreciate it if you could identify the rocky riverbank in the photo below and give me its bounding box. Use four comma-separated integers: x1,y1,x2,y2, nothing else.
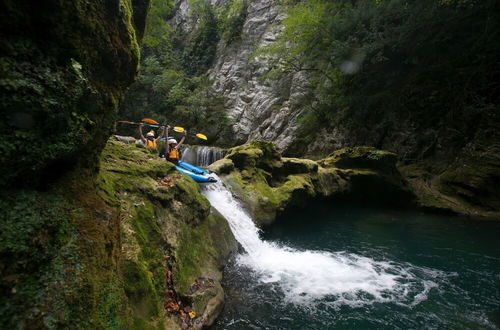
208,141,415,225
209,141,500,224
99,139,236,328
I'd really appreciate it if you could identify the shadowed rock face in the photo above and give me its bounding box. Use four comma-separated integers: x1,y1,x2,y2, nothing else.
0,1,162,328
0,0,149,187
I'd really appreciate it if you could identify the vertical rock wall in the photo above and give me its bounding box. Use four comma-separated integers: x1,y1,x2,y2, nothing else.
0,0,149,187
170,0,310,151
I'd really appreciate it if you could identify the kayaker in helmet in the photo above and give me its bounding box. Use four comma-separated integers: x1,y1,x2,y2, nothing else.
165,125,186,165
139,123,165,149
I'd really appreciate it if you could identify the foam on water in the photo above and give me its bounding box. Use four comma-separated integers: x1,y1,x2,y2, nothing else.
202,178,444,307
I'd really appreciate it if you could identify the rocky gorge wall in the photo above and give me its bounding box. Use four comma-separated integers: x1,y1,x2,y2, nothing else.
0,1,242,328
0,0,153,327
170,0,309,150
169,0,500,217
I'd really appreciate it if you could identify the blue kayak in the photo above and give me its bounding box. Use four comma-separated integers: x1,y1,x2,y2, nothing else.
175,160,217,183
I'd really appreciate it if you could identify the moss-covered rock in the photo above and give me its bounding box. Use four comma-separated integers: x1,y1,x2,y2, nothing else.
0,139,237,328
281,157,319,174
225,140,283,172
0,0,150,188
399,148,500,219
213,142,414,225
320,147,398,173
208,158,234,174
100,139,237,328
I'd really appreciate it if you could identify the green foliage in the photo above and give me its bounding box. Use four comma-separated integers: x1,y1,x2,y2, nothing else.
261,0,500,159
143,0,175,58
119,0,233,145
181,4,219,75
219,0,248,44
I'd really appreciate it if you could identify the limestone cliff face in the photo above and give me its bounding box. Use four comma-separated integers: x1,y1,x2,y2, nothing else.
171,0,309,151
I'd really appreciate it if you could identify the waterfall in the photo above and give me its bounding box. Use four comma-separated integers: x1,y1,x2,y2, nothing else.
202,177,444,307
196,146,226,167
181,146,226,167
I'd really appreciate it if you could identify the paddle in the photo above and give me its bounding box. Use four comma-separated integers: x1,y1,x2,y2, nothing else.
116,120,161,128
172,126,208,141
142,118,208,141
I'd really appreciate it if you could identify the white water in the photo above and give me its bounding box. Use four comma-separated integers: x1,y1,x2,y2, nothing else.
182,146,226,167
196,146,226,167
202,177,445,308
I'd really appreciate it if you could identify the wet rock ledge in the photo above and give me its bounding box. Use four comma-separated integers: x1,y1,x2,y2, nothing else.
209,140,415,225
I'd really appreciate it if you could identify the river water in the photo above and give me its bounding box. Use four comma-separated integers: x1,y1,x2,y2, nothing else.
202,180,500,329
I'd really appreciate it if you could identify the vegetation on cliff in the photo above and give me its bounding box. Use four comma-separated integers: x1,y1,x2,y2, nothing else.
118,0,242,144
261,0,499,161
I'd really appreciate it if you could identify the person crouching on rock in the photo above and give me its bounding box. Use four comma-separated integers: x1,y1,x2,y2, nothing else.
139,123,165,150
165,126,186,165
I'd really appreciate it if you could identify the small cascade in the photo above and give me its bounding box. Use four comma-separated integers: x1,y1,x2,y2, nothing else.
202,177,445,307
181,146,226,167
196,146,226,167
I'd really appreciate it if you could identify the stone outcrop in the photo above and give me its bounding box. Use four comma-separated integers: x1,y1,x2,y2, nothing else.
170,0,309,150
208,141,415,225
0,0,149,187
100,139,237,328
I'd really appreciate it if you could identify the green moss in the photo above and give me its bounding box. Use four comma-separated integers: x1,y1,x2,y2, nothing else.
0,0,149,188
208,158,235,174
281,157,318,174
174,217,217,295
122,260,159,317
320,146,398,172
225,140,282,172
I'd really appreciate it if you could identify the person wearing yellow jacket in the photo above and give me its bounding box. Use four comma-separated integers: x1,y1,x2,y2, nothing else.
138,122,165,149
165,125,186,165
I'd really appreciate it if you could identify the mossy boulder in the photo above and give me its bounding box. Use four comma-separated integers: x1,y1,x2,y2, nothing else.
208,158,234,174
225,140,283,172
320,147,398,173
281,157,319,174
216,142,414,225
400,148,500,219
0,0,150,188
